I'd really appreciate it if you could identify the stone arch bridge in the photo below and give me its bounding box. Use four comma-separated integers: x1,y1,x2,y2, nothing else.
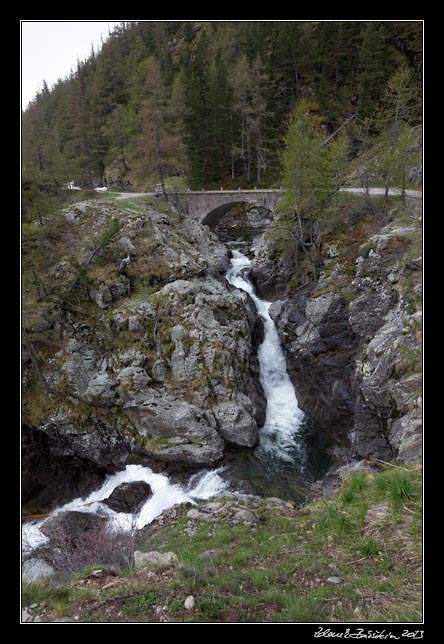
169,190,281,227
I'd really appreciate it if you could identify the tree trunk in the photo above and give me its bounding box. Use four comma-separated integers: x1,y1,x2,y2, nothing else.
384,174,390,206
401,160,406,207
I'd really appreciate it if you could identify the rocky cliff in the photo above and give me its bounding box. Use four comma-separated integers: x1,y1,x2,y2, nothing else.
252,199,422,465
22,196,265,513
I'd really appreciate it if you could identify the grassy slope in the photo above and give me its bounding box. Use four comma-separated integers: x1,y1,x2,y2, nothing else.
23,465,422,623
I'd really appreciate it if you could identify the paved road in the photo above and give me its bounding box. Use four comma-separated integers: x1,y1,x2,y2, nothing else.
109,187,422,200
340,187,422,199
110,192,157,200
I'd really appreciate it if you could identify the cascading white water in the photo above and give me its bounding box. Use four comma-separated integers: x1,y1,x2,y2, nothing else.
226,250,305,462
22,465,227,554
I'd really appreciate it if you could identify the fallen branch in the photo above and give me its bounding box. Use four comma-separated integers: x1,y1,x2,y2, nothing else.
403,505,421,516
85,589,245,615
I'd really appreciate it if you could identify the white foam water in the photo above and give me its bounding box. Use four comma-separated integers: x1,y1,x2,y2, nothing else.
226,250,305,462
22,465,228,554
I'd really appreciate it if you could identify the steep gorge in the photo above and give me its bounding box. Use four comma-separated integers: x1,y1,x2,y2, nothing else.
22,192,422,521
251,197,422,467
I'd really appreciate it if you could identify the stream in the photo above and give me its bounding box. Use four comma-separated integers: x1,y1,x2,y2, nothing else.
223,249,331,501
22,243,331,554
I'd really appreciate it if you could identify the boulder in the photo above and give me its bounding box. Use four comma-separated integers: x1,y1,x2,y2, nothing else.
124,391,225,467
134,550,178,569
214,402,259,447
40,510,107,544
84,372,116,402
232,508,259,524
102,481,152,513
90,285,113,309
22,558,55,583
117,366,151,391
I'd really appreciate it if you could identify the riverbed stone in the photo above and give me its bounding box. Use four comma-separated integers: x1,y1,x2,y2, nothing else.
40,510,107,543
102,481,152,513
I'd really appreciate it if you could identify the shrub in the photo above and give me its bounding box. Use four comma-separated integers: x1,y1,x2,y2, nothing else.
44,518,142,576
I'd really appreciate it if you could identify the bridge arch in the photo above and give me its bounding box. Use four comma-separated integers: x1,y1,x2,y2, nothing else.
201,201,244,228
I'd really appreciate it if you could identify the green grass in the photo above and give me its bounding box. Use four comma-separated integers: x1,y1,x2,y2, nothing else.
22,583,70,607
374,467,422,511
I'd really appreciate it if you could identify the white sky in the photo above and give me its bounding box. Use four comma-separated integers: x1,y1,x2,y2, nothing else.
21,21,123,110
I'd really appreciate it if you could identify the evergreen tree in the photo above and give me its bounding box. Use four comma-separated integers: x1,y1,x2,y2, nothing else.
357,22,390,118
279,99,347,253
375,63,422,203
181,33,212,188
61,63,103,188
137,56,188,197
379,63,422,129
21,21,422,193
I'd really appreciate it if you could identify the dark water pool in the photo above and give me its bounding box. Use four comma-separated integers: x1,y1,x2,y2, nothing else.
222,416,334,504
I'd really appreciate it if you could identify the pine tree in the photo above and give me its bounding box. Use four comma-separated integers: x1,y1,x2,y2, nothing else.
61,63,102,188
138,56,188,197
279,99,347,252
357,22,389,118
375,63,422,203
181,33,212,188
379,63,422,129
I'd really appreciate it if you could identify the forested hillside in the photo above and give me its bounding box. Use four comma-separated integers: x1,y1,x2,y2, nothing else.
22,20,422,200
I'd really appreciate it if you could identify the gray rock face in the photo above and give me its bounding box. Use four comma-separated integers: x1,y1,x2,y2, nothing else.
22,197,269,512
250,234,295,300
265,218,422,464
213,402,259,447
271,287,358,431
84,372,117,402
21,424,109,514
117,366,152,391
125,391,225,467
351,304,422,462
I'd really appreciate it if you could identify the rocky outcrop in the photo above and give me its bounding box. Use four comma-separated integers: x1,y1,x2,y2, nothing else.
269,284,358,433
22,198,266,512
349,223,422,462
250,235,295,300
213,402,259,448
22,424,110,514
261,212,422,464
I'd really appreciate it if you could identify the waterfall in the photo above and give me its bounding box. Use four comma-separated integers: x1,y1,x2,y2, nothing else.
226,250,306,463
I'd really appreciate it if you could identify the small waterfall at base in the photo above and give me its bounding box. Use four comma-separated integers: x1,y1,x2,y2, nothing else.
22,466,228,555
225,249,330,500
